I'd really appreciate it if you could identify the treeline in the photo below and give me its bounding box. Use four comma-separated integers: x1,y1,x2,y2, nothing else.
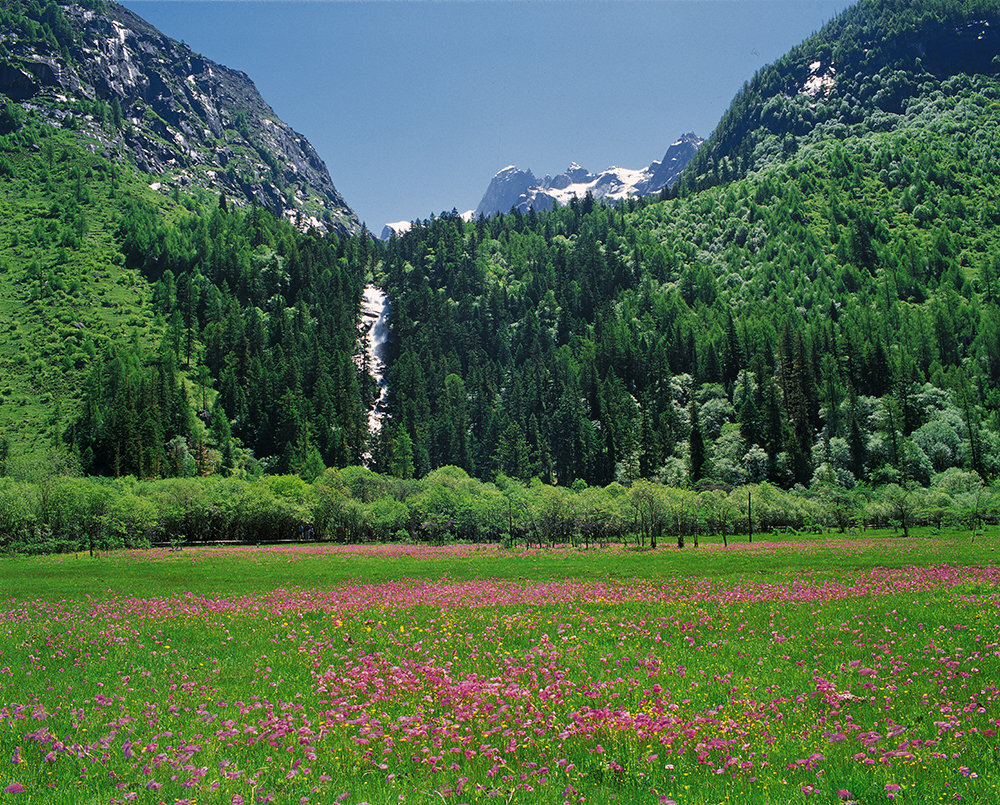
0,466,996,555
376,76,1000,490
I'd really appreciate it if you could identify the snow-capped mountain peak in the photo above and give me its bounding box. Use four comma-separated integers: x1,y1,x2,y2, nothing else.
380,220,413,240
379,133,703,238
474,132,703,218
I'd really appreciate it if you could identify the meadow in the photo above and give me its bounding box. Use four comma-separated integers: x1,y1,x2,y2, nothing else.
1,533,998,804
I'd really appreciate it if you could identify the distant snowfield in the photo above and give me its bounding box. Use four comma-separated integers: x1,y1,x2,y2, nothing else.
544,165,653,207
471,133,703,219
380,221,412,240
377,135,701,236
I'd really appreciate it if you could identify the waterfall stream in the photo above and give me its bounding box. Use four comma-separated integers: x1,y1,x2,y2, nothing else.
360,285,390,450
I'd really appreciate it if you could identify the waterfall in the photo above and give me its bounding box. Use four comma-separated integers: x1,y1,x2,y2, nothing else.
359,285,390,456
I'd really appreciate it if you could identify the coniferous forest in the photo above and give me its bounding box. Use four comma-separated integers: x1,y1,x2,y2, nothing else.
3,0,1000,550
67,196,373,479
376,85,1000,490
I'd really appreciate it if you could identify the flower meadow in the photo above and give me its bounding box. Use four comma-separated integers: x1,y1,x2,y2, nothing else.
1,543,999,804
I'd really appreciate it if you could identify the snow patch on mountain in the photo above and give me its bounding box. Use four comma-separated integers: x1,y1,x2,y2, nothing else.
474,133,703,218
380,221,413,240
801,60,836,97
379,211,475,240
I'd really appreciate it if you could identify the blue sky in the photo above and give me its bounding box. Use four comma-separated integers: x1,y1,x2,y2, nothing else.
122,1,845,231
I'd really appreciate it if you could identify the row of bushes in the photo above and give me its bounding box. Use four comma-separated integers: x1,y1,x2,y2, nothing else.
0,465,996,554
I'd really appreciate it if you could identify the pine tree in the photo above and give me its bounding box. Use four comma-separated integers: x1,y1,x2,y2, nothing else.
495,418,531,480
688,401,706,483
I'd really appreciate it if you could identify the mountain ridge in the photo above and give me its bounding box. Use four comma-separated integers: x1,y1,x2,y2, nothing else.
372,0,1000,488
0,0,361,234
678,0,1000,193
0,0,372,466
474,133,703,218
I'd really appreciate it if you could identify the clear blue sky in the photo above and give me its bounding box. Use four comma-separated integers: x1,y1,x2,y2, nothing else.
122,1,846,231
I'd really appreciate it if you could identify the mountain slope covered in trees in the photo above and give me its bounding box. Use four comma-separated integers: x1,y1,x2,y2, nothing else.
0,0,379,475
0,108,376,475
680,0,1000,192
375,0,1000,491
5,0,1000,500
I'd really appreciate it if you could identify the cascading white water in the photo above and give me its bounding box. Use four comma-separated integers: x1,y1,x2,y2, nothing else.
359,284,390,442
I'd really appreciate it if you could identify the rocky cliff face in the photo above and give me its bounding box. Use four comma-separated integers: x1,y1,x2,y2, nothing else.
0,1,361,235
474,166,550,218
474,133,703,218
635,132,704,196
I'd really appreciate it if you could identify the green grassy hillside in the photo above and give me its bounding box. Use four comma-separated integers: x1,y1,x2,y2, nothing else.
0,117,166,456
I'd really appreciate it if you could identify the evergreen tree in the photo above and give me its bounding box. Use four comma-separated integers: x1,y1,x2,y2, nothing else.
688,401,707,483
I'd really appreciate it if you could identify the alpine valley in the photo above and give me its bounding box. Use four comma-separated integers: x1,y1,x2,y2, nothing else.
2,0,1000,540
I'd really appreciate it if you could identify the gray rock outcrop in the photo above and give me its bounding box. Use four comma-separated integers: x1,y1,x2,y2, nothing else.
634,132,704,196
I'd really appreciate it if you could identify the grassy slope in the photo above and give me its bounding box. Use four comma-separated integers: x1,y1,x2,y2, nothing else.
0,123,198,458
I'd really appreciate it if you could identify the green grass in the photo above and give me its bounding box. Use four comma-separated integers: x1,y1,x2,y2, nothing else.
0,527,995,600
0,531,998,803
